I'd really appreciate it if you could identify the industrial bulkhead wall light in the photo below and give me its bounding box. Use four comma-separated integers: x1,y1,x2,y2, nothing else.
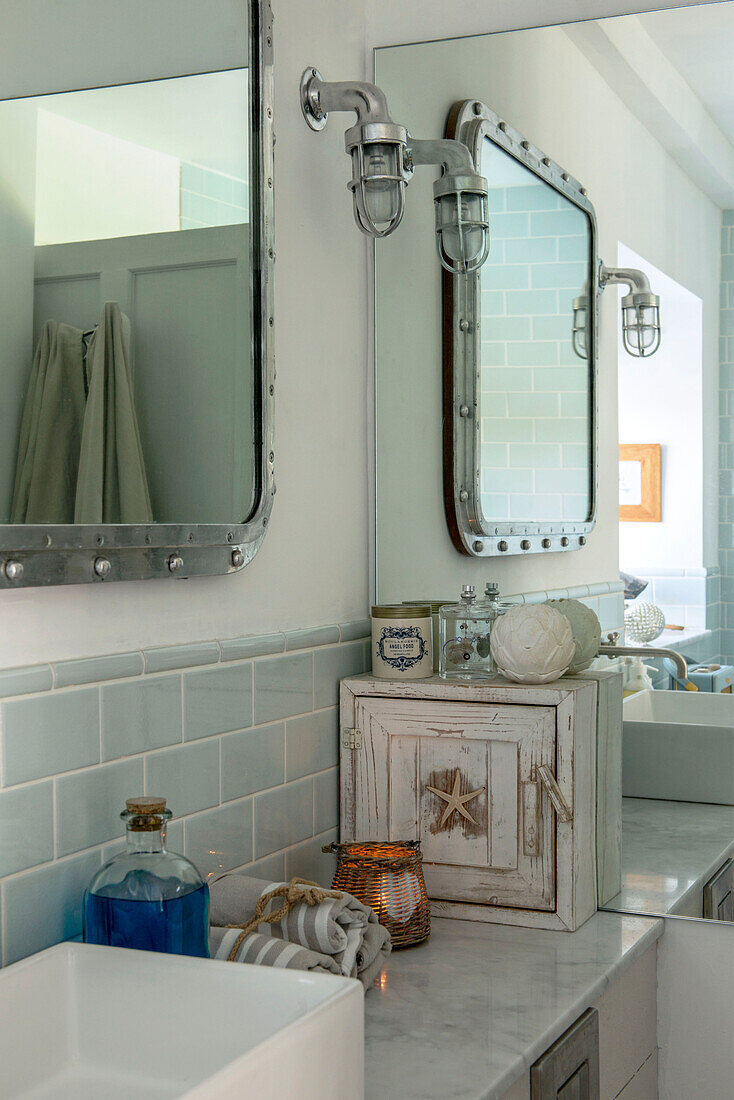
600,265,662,357
300,68,489,273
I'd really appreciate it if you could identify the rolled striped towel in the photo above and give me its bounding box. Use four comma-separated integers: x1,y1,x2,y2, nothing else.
209,873,391,988
210,926,342,974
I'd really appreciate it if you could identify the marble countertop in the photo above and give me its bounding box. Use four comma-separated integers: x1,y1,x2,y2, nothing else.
603,797,734,917
364,910,662,1100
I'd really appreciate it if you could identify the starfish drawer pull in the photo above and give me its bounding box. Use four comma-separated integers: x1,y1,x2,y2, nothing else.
426,770,485,829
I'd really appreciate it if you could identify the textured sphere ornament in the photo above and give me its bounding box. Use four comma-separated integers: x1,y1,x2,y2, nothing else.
490,603,575,684
546,598,601,673
624,602,665,644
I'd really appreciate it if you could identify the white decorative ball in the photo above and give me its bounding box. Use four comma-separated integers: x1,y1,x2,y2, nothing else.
624,602,665,644
546,598,601,673
490,603,575,684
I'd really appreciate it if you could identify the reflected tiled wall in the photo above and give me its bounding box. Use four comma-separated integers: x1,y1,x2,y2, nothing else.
180,162,248,230
0,624,369,965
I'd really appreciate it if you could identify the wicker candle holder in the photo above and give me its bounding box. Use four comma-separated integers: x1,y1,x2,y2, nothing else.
323,840,430,948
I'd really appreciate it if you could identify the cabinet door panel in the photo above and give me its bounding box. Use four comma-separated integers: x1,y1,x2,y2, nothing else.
352,697,558,911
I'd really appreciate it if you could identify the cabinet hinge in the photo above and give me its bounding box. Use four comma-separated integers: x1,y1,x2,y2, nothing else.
342,727,363,749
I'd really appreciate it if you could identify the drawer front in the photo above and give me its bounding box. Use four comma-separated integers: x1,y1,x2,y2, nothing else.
348,696,560,911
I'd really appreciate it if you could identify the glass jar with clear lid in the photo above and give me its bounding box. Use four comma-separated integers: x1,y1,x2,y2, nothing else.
83,796,209,957
439,583,506,679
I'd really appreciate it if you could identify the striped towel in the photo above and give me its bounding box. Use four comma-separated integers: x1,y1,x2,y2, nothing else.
209,874,391,988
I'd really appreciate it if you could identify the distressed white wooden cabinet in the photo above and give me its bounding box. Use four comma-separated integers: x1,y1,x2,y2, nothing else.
340,675,598,932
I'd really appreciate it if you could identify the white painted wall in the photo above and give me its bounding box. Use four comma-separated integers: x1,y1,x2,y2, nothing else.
618,243,705,573
657,916,734,1100
0,0,717,666
374,19,720,602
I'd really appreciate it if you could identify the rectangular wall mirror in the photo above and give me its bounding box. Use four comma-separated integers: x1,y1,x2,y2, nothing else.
444,101,597,557
0,0,273,588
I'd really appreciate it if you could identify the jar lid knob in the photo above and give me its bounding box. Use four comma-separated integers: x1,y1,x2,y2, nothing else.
461,584,476,602
485,581,499,595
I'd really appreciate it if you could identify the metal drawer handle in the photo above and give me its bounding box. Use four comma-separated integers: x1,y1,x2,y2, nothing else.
537,765,573,823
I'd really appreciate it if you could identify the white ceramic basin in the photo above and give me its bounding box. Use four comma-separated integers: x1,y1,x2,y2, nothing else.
0,942,364,1100
623,689,734,805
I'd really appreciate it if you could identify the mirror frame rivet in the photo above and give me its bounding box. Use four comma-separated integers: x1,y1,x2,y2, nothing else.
4,560,23,580
168,554,184,573
93,557,111,577
231,549,245,568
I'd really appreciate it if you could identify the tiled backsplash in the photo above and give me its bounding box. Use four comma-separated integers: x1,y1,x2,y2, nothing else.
0,581,622,967
0,622,370,966
721,210,734,661
622,566,719,633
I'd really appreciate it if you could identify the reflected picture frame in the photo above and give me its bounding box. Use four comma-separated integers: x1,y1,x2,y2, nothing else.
619,443,661,523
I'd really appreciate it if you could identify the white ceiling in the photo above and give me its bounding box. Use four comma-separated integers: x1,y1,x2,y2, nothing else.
638,2,734,147
30,70,248,179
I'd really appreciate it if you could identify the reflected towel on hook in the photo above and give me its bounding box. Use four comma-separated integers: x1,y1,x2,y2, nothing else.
10,321,86,524
75,302,153,524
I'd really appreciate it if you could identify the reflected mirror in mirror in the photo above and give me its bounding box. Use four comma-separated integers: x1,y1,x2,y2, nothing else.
0,69,253,528
479,141,593,527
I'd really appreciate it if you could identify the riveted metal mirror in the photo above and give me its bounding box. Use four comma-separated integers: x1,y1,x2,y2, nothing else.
444,100,597,558
0,0,273,588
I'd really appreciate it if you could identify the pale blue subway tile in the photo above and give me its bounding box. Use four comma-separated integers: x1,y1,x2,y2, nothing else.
720,309,734,337
284,830,338,888
561,393,588,417
487,187,506,213
482,366,532,392
219,633,285,661
339,620,371,642
722,254,734,281
509,493,562,520
314,642,366,708
562,443,589,468
180,163,203,193
144,641,219,673
166,820,185,854
485,264,530,290
481,290,506,316
254,777,313,859
506,184,560,212
723,210,734,226
530,210,587,237
56,758,143,856
285,626,340,651
54,652,143,689
535,468,589,494
0,782,54,876
535,418,588,443
531,261,587,290
598,594,624,630
285,708,338,781
483,239,505,264
509,443,561,468
254,653,313,723
507,393,559,417
184,663,252,740
232,179,248,207
1,689,99,786
483,316,532,341
562,495,589,520
185,799,253,880
202,169,233,204
221,722,285,801
558,339,583,366
480,493,509,519
532,315,574,341
482,417,533,443
506,236,557,264
102,675,182,761
481,342,508,367
483,394,507,417
491,212,530,238
505,289,558,316
145,740,219,817
248,852,286,881
654,577,706,605
558,236,589,261
533,366,588,392
507,341,558,367
4,849,102,965
481,468,533,493
0,665,53,698
480,442,510,467
314,769,339,834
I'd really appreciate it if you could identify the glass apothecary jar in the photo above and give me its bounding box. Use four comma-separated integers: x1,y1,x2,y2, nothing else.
83,796,209,957
439,583,506,679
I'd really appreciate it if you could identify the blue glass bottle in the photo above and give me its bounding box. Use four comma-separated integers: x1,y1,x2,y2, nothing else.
83,796,209,957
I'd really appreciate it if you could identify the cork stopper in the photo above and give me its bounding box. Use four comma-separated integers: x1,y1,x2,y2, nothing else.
126,796,166,815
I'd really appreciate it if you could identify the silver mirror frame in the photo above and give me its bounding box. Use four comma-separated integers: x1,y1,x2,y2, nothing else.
0,0,275,589
443,99,598,558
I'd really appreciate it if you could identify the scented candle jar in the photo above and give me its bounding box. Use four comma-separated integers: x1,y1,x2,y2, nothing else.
371,605,433,679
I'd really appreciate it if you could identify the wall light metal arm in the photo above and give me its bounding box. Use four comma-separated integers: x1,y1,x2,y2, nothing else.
599,264,661,357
